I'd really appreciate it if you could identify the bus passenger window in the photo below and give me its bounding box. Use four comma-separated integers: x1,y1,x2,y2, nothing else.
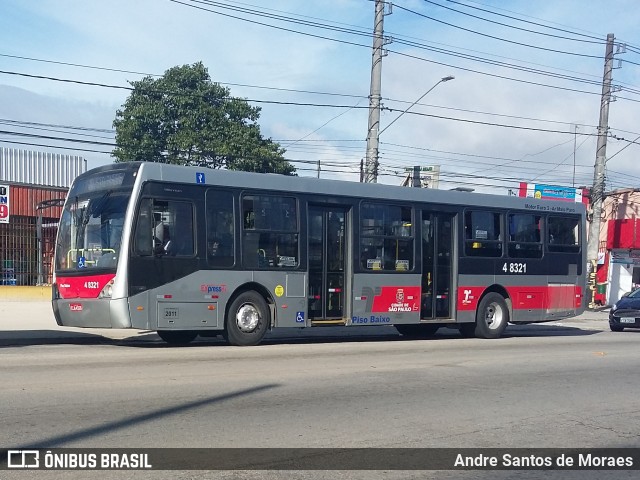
507,213,542,258
360,203,414,271
206,190,235,267
134,199,193,257
240,193,299,269
464,210,503,257
548,216,580,253
165,203,194,256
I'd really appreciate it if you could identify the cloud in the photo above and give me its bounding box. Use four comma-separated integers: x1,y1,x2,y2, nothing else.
0,84,117,170
1,0,639,191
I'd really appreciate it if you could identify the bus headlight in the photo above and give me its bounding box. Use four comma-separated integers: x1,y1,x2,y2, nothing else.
99,280,114,298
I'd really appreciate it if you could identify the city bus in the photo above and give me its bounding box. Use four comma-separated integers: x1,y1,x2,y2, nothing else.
52,162,586,346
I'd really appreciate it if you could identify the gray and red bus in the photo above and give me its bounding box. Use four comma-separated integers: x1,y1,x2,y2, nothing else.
52,162,586,346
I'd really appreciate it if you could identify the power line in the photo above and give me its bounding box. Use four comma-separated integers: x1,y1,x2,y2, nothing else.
442,0,606,42
0,52,370,100
441,0,640,65
0,57,615,130
166,0,639,97
3,0,632,112
3,133,634,191
388,49,640,103
378,141,640,185
2,69,621,135
390,37,629,93
393,3,604,59
421,0,607,45
0,120,115,140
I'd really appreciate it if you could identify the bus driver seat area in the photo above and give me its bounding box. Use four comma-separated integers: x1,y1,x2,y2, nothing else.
153,214,171,255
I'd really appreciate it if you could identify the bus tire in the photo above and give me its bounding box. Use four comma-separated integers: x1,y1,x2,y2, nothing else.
395,324,439,338
224,291,270,346
157,330,198,345
474,292,509,339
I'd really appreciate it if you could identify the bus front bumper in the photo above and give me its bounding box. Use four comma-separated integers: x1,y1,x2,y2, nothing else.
52,297,132,329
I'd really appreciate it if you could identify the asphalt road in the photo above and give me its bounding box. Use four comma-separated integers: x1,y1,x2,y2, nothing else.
1,323,639,480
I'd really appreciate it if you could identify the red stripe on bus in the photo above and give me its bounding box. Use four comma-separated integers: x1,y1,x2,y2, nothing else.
457,285,583,311
56,274,115,299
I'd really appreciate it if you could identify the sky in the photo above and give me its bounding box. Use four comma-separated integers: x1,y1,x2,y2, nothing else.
1,0,640,194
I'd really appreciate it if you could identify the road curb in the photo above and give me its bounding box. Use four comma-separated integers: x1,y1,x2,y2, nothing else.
0,285,51,300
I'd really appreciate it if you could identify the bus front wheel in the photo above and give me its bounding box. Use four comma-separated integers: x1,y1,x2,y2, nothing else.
157,330,198,345
474,292,509,339
224,291,270,346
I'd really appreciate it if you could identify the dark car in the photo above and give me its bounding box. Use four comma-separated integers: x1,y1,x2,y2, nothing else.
609,288,640,331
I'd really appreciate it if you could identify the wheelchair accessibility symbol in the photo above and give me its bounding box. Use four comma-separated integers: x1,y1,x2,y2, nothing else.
77,256,86,269
295,311,305,323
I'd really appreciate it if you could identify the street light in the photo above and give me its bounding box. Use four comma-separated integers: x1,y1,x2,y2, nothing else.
379,75,454,136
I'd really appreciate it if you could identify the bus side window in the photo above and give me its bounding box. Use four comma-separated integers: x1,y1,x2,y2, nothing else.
464,210,503,257
242,232,260,268
165,203,194,256
135,199,194,257
134,199,153,256
206,190,235,267
548,216,580,253
507,213,542,258
240,193,298,270
360,203,413,271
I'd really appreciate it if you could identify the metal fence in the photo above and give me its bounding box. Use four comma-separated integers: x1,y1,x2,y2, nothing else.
1,215,59,286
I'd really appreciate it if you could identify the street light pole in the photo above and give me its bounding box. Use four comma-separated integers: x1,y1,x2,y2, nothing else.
379,75,454,137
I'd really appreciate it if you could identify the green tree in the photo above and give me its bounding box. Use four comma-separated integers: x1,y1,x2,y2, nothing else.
112,62,295,175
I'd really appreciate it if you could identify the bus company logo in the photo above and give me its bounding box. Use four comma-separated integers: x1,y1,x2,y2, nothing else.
7,450,39,468
69,303,83,312
200,284,227,294
389,288,414,313
462,289,474,305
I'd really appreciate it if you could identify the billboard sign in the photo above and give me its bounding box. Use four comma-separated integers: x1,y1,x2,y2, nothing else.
518,182,584,203
0,184,9,223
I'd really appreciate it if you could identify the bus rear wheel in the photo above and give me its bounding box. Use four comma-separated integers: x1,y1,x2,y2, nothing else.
157,330,198,345
395,324,439,338
224,291,270,346
474,292,509,339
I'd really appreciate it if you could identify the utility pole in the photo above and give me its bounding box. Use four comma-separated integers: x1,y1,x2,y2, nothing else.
364,0,388,183
572,124,578,188
586,33,615,308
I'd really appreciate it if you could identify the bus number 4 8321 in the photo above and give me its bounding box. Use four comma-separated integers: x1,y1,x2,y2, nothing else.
503,262,527,273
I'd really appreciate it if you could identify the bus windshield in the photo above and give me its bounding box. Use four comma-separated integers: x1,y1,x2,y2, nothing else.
55,190,130,273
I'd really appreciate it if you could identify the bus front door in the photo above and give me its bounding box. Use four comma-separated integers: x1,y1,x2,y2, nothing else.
308,206,347,322
421,212,454,319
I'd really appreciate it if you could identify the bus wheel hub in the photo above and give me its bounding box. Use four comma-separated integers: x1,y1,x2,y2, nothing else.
236,303,260,332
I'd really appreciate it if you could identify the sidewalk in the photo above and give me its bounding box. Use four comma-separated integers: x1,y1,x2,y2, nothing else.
0,299,155,345
0,295,612,347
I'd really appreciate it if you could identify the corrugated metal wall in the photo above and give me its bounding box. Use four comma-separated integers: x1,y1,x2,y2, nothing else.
9,185,67,217
0,148,87,284
0,148,87,188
